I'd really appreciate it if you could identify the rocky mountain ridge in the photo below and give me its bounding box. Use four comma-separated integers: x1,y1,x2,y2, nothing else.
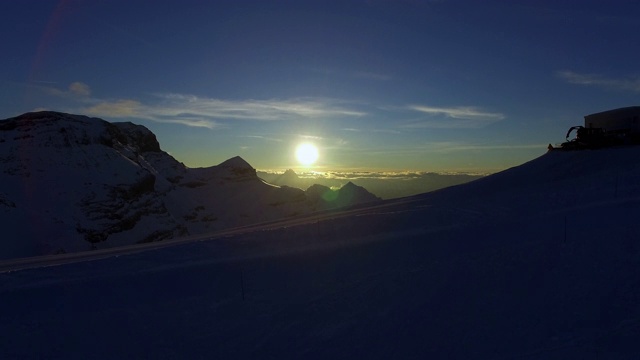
0,111,380,259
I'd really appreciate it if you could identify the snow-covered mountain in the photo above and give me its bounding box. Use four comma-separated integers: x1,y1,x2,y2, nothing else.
2,144,640,358
0,111,380,259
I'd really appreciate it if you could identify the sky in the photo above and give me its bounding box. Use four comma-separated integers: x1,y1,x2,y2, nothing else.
1,0,640,173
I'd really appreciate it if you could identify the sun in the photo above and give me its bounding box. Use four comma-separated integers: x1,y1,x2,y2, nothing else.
295,143,319,166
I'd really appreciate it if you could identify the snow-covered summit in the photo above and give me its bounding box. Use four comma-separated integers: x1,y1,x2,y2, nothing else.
0,112,382,259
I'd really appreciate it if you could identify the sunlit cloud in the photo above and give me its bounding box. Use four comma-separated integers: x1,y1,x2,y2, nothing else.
324,170,487,179
404,105,505,128
298,134,324,140
42,81,91,99
259,169,488,180
84,99,141,118
165,118,219,128
557,70,640,92
69,82,91,97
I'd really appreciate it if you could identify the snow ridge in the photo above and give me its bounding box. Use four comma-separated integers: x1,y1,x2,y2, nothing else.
0,111,380,259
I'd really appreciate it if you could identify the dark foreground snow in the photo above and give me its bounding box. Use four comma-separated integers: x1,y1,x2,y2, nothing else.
2,148,640,359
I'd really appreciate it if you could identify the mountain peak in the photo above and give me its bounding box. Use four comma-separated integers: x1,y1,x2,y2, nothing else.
16,110,87,120
0,111,382,258
218,156,253,169
343,181,357,188
277,169,300,183
283,169,298,177
1,111,94,129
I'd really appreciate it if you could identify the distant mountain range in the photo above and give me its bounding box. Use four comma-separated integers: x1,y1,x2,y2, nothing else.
0,111,379,259
257,168,484,200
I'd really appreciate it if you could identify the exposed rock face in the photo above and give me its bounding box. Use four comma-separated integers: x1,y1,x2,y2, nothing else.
0,111,381,259
111,121,162,153
0,111,185,257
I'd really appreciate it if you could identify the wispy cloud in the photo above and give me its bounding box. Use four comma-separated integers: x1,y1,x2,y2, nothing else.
308,67,392,81
82,99,218,128
260,169,486,179
341,127,401,134
353,71,393,81
360,142,545,156
557,70,640,92
39,82,367,129
241,135,283,142
298,134,324,140
371,128,402,134
43,81,91,99
85,99,141,117
410,105,505,120
151,94,367,120
38,82,507,133
404,105,505,128
68,82,91,97
81,94,366,127
429,142,547,152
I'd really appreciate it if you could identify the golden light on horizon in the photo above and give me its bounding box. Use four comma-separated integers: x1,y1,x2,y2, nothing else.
295,143,319,166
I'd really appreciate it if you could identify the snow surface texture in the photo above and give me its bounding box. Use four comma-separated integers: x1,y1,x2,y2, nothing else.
1,146,640,358
0,111,380,259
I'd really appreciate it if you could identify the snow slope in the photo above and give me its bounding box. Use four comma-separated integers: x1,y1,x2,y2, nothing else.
0,111,380,259
1,147,640,358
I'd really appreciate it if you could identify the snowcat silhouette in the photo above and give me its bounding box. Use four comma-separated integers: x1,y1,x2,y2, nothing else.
553,107,640,150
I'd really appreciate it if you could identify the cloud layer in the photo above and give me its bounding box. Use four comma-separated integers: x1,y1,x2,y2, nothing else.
34,81,371,128
557,71,640,92
39,81,508,131
403,105,505,129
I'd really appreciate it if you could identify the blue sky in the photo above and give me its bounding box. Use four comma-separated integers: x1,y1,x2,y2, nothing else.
2,0,640,172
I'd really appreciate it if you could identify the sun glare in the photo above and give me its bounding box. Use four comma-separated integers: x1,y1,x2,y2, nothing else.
295,143,319,166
